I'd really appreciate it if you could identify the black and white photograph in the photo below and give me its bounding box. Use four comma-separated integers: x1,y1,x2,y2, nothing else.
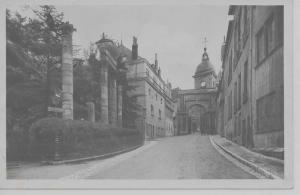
0,0,296,190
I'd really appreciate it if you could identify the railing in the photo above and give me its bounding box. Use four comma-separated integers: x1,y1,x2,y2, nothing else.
127,71,172,99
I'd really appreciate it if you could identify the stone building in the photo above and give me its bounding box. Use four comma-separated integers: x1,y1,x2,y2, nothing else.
217,6,284,149
92,34,125,126
120,37,175,140
173,47,218,135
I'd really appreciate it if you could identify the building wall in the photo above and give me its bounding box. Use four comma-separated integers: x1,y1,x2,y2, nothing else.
219,5,283,149
165,97,175,136
222,6,254,146
251,6,284,148
223,23,235,141
127,58,174,140
145,80,166,138
175,90,217,135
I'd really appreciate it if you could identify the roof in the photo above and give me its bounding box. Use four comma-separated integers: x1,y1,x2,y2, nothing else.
194,48,216,78
178,88,218,95
228,5,236,15
95,40,135,63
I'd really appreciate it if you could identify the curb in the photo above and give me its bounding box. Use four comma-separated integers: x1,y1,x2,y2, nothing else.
209,136,281,179
45,143,144,165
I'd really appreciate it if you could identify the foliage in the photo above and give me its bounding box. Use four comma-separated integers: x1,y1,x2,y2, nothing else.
6,6,71,133
122,81,143,128
28,117,143,160
73,53,102,120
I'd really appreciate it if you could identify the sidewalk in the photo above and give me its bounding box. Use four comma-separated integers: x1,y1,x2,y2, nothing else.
210,135,284,179
7,141,156,179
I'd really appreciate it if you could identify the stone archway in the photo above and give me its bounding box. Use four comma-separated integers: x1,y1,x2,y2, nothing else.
187,104,206,133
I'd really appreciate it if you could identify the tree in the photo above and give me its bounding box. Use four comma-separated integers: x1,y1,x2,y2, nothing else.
122,81,142,128
6,6,73,132
116,57,143,128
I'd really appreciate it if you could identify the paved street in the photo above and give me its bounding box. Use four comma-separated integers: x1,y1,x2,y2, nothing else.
7,134,256,179
86,134,256,179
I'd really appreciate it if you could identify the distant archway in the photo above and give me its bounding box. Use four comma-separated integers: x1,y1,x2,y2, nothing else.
188,104,206,133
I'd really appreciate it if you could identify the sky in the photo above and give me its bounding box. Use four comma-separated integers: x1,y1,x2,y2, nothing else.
8,5,230,89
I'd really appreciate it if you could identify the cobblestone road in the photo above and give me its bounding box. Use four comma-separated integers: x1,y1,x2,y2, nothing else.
87,134,256,179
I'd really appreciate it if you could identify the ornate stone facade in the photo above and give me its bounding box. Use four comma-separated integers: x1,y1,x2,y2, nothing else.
124,37,175,140
173,48,218,135
95,34,124,126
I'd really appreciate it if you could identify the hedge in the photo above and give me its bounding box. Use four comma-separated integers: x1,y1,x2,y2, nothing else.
7,127,30,161
28,117,143,161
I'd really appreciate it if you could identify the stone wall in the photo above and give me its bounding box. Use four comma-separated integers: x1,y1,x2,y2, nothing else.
219,6,283,148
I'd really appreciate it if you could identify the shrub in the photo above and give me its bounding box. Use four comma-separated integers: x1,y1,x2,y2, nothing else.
28,117,143,161
6,126,29,161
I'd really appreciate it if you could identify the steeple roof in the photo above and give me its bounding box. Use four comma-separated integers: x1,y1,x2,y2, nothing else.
194,48,216,78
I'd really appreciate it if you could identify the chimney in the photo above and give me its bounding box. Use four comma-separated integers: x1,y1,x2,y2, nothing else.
155,53,158,68
158,67,161,77
132,36,138,60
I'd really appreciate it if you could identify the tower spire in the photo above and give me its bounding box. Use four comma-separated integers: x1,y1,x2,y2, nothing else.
121,34,123,46
201,37,209,61
203,37,208,50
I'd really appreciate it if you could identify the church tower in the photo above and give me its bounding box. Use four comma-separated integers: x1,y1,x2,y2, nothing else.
193,47,217,89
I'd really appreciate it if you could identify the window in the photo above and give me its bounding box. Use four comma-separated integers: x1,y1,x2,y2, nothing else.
228,52,233,84
151,105,154,116
257,11,283,65
228,91,233,120
146,69,149,77
277,6,284,45
266,16,276,54
238,73,241,109
256,28,266,64
161,98,163,104
238,114,241,136
257,92,283,133
159,109,161,120
234,82,237,113
242,118,246,141
234,116,238,137
234,9,242,70
148,88,151,95
156,93,158,100
234,26,239,69
238,9,242,51
243,6,249,46
230,91,233,119
243,61,248,103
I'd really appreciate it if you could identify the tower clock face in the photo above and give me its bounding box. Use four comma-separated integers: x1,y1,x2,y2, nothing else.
201,81,206,87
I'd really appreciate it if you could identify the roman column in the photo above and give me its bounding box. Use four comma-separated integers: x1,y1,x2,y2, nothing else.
61,23,75,120
87,102,95,122
117,84,123,127
110,78,117,125
100,62,109,125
